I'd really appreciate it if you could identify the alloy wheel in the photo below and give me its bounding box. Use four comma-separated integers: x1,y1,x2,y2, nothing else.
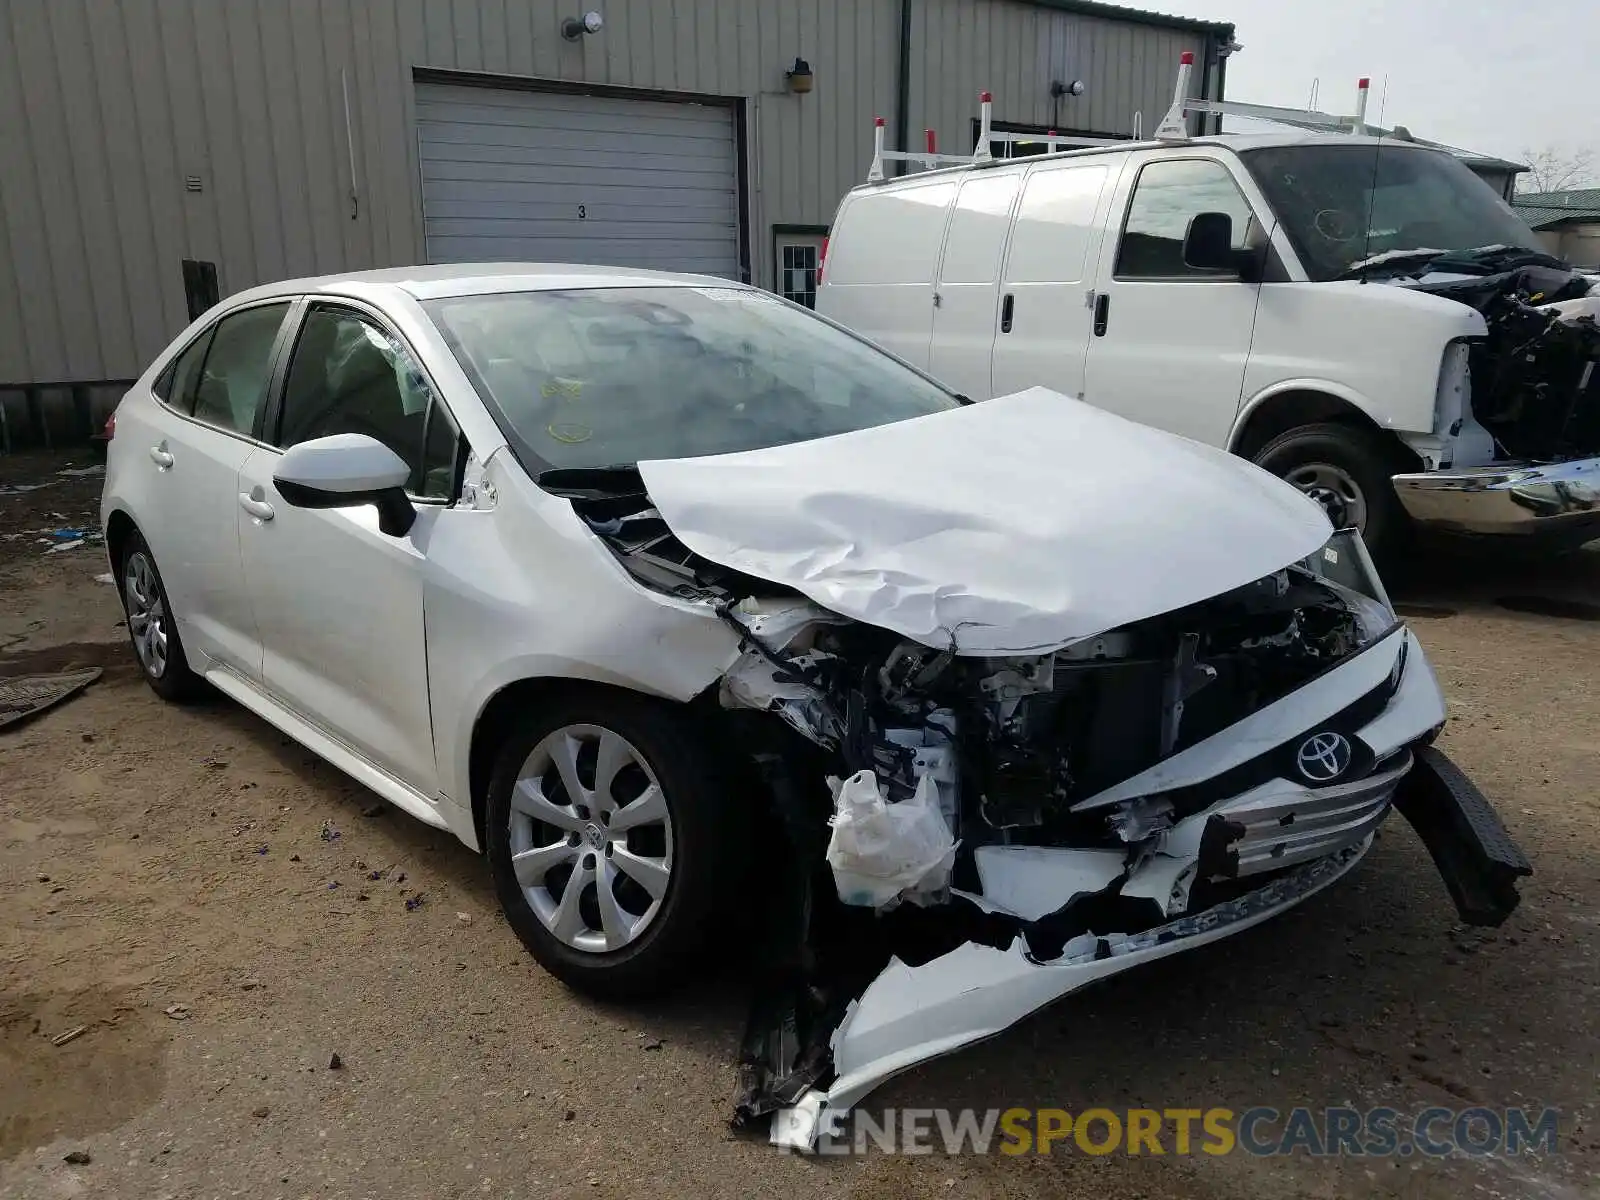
124,551,169,679
506,724,675,954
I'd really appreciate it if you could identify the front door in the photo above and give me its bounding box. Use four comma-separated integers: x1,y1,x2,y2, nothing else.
1083,155,1263,446
236,301,462,794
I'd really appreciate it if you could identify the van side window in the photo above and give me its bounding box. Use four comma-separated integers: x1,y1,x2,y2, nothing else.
1115,160,1256,279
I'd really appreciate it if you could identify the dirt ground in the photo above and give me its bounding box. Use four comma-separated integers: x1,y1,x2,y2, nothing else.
1,449,1596,1200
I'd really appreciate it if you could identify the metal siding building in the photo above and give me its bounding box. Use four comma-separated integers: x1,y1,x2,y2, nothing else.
0,0,1231,437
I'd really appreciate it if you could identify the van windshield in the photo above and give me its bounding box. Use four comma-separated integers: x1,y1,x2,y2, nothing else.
423,286,960,472
1240,144,1543,281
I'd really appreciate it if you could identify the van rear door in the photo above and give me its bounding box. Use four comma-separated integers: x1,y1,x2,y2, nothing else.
989,158,1118,402
814,180,958,369
926,172,1021,399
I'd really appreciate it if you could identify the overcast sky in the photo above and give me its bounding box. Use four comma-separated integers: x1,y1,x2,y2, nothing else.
1174,0,1598,178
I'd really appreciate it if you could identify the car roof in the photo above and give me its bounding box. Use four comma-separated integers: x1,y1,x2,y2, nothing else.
224,263,750,307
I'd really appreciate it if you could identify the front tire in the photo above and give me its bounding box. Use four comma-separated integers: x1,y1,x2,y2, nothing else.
484,689,739,1001
1253,422,1412,571
118,532,205,702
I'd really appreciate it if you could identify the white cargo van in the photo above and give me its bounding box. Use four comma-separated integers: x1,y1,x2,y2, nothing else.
818,82,1600,564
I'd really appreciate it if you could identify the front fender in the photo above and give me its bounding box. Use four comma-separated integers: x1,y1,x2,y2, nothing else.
1239,282,1486,438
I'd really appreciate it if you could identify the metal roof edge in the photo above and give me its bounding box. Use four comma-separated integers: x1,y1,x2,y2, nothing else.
1012,0,1235,37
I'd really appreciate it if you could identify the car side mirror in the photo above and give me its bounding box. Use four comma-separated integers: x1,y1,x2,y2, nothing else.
1183,211,1238,273
273,433,417,537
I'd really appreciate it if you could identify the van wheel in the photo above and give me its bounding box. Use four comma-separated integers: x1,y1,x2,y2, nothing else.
1253,423,1411,571
483,689,741,1001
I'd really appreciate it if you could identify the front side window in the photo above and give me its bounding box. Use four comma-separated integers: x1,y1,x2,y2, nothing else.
276,306,456,499
189,303,291,434
1241,144,1543,281
422,286,961,473
1115,159,1257,279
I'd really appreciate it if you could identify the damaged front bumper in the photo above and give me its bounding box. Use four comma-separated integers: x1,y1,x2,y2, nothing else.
1392,455,1600,543
748,628,1531,1151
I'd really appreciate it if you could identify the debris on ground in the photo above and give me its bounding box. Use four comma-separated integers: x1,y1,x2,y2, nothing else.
405,895,425,911
360,803,385,818
94,572,114,584
327,880,340,890
251,1106,269,1119
319,821,340,842
288,854,301,863
51,1025,88,1046
240,979,260,991
455,911,472,925
255,845,268,856
0,667,103,730
641,1038,664,1052
163,1004,190,1020
328,1053,343,1070
62,1150,91,1165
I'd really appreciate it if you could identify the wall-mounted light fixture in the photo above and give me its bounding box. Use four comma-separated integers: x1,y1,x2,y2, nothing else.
561,11,604,40
1049,79,1086,99
786,58,814,94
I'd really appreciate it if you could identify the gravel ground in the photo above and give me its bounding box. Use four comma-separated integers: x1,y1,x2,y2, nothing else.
1,451,1596,1199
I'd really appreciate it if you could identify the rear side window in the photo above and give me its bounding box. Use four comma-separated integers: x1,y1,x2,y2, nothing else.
152,328,215,414
1002,164,1110,285
190,303,292,434
276,305,456,499
823,182,958,285
1114,159,1256,279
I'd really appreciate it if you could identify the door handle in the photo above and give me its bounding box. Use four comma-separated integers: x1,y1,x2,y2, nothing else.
149,445,174,469
238,493,275,522
1093,293,1111,337
1000,293,1015,334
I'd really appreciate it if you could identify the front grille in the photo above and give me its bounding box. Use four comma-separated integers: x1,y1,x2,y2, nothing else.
1217,750,1413,877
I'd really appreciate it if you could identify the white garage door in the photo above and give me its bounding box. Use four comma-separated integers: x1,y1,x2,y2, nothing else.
415,82,741,278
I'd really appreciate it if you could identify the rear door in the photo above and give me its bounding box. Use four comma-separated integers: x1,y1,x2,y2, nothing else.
1082,153,1264,446
989,158,1117,402
133,300,294,678
927,170,1021,399
814,179,957,369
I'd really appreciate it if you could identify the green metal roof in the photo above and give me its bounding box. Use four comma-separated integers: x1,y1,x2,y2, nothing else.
1513,189,1600,231
1019,0,1235,37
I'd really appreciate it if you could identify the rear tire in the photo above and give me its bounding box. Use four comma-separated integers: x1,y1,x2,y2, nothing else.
117,531,206,702
1253,422,1412,573
484,688,741,1001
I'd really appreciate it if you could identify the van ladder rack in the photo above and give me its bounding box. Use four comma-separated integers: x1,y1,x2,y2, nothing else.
862,54,1386,185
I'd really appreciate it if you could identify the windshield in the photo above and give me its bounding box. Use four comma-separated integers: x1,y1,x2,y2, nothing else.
423,286,960,471
1241,144,1541,281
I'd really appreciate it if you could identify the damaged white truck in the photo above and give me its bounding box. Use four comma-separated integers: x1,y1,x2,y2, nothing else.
817,77,1600,567
103,267,1529,1154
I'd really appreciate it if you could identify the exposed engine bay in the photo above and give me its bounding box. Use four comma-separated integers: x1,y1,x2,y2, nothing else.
541,462,1530,1142
1389,249,1600,462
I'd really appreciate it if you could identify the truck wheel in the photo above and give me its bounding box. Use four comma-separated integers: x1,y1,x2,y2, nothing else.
1253,423,1411,570
483,688,742,1001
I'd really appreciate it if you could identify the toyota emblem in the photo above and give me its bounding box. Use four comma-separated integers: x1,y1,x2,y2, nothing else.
1296,731,1353,782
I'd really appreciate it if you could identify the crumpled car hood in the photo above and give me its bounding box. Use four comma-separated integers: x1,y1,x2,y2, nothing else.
636,388,1332,654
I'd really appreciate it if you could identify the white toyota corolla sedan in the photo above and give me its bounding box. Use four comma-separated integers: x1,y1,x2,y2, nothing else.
101,264,1528,1145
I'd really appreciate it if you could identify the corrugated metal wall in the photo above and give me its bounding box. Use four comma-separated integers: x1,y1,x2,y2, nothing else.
0,0,1215,394
908,0,1205,145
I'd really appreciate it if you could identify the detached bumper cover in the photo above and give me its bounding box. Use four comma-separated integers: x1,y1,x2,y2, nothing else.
1391,456,1600,540
1394,744,1532,927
